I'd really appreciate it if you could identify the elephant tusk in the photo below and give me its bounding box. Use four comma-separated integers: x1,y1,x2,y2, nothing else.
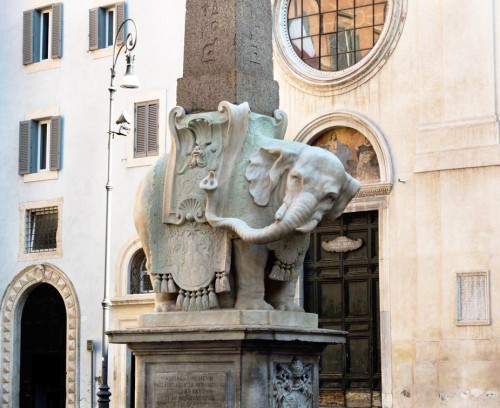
296,219,319,233
275,202,288,221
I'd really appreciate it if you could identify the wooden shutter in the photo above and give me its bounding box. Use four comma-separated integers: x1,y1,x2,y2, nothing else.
50,116,62,171
135,102,147,158
23,10,34,65
51,3,63,58
19,120,38,174
115,2,125,45
89,8,98,50
19,121,31,174
147,101,159,156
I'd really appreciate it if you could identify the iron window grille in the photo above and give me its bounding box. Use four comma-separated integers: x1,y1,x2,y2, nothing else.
25,206,58,253
129,249,153,294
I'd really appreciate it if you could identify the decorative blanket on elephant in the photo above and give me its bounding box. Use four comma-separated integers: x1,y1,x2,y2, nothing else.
147,152,231,311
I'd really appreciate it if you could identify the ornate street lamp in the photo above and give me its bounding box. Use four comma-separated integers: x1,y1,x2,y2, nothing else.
97,18,139,408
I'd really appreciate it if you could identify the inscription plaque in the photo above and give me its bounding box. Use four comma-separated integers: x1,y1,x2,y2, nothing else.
456,271,490,325
153,371,227,408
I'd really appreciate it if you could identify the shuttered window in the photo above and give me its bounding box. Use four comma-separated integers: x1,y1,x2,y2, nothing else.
19,117,62,175
134,101,159,158
89,2,125,51
22,3,63,65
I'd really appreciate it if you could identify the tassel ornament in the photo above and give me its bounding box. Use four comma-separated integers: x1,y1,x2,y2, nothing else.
176,289,185,310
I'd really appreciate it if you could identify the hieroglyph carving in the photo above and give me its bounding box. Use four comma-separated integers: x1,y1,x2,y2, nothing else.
273,358,313,408
0,264,79,408
201,0,220,62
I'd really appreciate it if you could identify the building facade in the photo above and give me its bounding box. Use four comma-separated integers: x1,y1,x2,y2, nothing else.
0,1,499,407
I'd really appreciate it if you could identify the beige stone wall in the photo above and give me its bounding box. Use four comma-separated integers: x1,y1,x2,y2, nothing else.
274,0,500,406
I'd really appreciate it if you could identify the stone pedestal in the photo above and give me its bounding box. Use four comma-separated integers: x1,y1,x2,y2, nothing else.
109,311,346,408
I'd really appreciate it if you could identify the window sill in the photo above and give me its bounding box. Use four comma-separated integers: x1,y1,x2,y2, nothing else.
26,58,60,73
23,170,59,183
18,248,63,262
111,294,155,307
89,46,114,60
126,155,160,168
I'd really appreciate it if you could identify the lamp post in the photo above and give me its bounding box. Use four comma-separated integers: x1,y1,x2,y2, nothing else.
97,18,139,408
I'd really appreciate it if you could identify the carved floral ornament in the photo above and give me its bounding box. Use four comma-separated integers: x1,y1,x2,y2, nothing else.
0,264,79,408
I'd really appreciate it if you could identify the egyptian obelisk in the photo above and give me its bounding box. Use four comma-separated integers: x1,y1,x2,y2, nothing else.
177,0,279,115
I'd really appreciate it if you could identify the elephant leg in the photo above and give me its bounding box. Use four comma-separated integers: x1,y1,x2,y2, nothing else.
267,250,306,312
154,292,177,312
233,239,273,310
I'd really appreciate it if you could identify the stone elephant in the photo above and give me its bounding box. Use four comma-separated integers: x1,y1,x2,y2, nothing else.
134,102,360,312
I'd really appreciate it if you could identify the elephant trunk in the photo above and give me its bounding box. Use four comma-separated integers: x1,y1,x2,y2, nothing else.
204,187,318,245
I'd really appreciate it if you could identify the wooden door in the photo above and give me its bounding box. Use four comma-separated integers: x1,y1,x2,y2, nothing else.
304,211,381,408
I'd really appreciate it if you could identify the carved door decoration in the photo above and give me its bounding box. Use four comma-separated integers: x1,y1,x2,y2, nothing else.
304,211,381,407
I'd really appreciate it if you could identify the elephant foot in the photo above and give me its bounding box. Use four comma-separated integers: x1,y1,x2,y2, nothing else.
271,301,304,312
154,300,177,312
235,298,274,311
154,293,177,312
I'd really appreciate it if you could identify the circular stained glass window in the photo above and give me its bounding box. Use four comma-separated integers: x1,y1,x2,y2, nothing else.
287,0,388,72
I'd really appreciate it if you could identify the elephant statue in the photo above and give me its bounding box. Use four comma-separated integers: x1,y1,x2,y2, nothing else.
134,102,360,312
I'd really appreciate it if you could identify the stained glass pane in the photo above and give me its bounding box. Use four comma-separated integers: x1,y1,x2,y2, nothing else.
355,5,374,28
322,12,337,34
288,0,302,18
321,0,337,12
338,0,355,10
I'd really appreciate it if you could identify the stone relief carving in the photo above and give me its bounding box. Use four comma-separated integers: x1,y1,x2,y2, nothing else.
273,357,313,408
134,101,360,312
0,264,79,408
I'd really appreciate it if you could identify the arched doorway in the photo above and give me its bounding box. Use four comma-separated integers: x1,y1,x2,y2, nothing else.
20,283,66,407
0,264,79,408
297,113,393,408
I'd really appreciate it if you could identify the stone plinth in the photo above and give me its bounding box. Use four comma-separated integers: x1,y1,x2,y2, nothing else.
109,311,346,408
177,0,279,115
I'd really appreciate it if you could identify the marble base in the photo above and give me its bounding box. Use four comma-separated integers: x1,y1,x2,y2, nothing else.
109,311,346,408
138,310,319,329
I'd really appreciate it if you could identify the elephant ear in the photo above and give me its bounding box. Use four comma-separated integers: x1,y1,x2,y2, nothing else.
245,146,297,206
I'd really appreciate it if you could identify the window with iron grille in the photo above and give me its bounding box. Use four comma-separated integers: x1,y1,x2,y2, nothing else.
25,206,59,253
129,249,153,294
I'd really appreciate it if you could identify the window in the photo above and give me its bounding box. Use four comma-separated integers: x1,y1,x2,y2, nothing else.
18,199,63,260
19,117,62,175
287,0,388,71
89,2,125,50
274,0,406,91
134,100,159,158
129,249,153,294
25,207,58,253
23,3,62,65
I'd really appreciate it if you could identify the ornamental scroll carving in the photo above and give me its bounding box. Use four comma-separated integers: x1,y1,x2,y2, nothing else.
273,357,313,408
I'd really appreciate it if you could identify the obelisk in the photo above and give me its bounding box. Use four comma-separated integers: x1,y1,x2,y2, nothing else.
177,0,279,115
